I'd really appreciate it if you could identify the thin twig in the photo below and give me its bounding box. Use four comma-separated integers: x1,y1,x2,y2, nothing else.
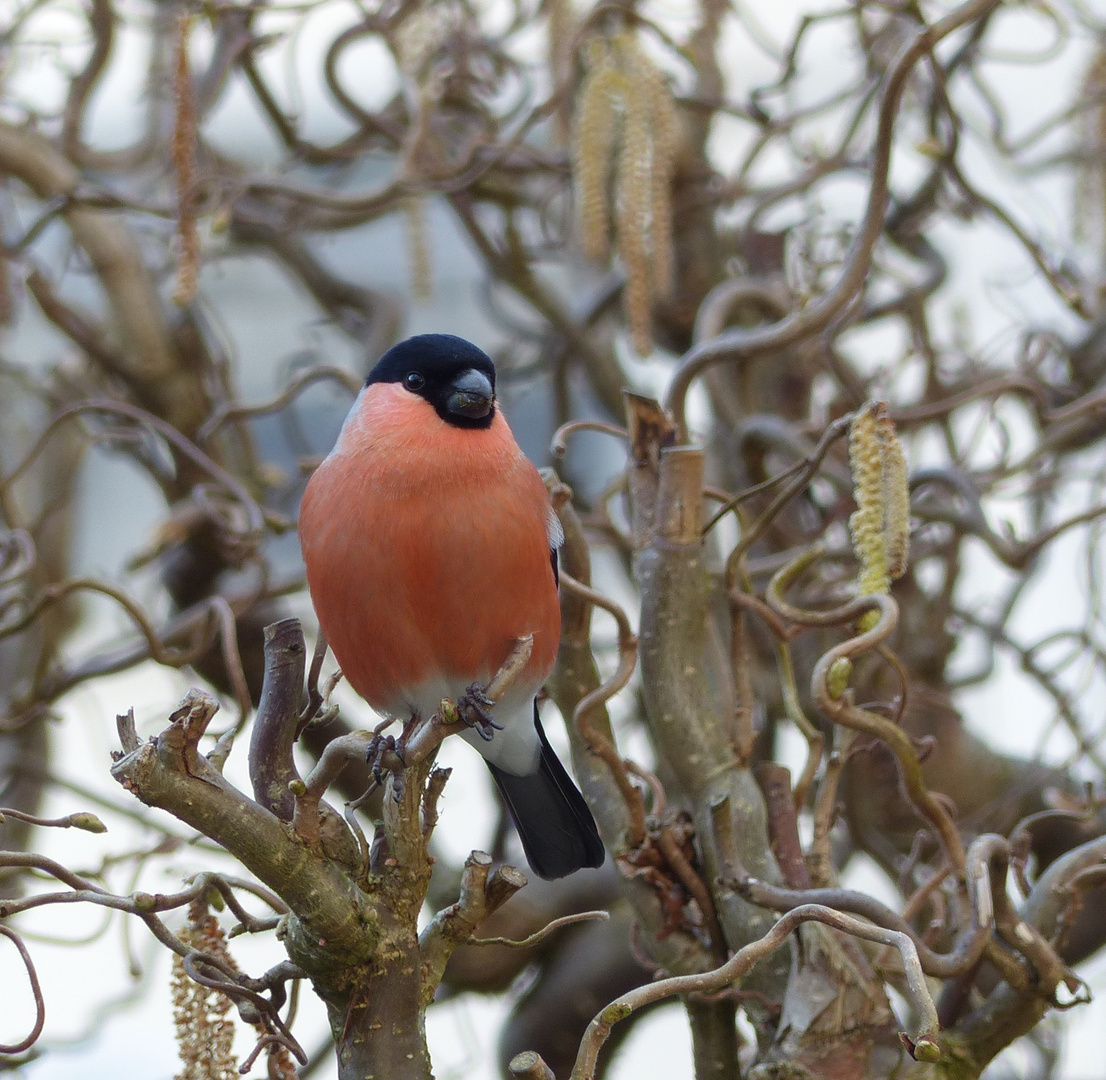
468,910,610,948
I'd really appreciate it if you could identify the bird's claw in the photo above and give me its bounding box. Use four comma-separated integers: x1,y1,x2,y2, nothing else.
469,685,495,709
365,733,407,801
457,683,502,742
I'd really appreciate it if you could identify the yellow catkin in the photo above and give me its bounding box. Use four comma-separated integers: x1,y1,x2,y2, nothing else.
171,903,238,1080
547,0,574,146
573,42,619,261
405,195,432,301
849,401,910,631
877,412,910,580
649,139,675,299
850,403,889,632
618,80,654,355
394,5,449,301
1076,47,1106,255
636,43,677,298
571,30,678,354
172,14,199,307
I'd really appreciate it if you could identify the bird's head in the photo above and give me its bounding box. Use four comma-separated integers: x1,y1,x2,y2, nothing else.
366,334,496,429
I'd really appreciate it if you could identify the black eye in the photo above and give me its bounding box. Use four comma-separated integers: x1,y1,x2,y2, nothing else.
404,372,426,392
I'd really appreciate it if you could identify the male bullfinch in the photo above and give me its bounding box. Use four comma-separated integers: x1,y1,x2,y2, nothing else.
299,334,605,879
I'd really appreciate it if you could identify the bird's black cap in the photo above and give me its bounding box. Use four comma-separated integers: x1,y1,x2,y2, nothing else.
367,334,497,429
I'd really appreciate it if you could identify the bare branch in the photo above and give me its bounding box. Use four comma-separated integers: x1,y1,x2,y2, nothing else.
0,926,45,1054
665,0,1005,438
569,904,941,1080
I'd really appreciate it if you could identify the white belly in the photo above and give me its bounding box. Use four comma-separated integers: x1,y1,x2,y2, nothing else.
386,674,542,776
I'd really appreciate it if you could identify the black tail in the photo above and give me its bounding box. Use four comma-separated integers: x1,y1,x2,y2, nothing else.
487,710,605,880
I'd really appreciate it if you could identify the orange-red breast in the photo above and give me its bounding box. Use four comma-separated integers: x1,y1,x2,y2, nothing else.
299,334,604,878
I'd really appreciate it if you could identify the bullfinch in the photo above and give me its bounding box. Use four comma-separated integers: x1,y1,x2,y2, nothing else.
298,334,605,879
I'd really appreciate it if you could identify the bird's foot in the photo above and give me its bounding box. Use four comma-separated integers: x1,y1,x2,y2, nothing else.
395,713,420,759
456,683,502,742
365,732,407,801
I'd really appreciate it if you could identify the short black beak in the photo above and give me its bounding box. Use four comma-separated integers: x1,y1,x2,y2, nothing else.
446,369,494,420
